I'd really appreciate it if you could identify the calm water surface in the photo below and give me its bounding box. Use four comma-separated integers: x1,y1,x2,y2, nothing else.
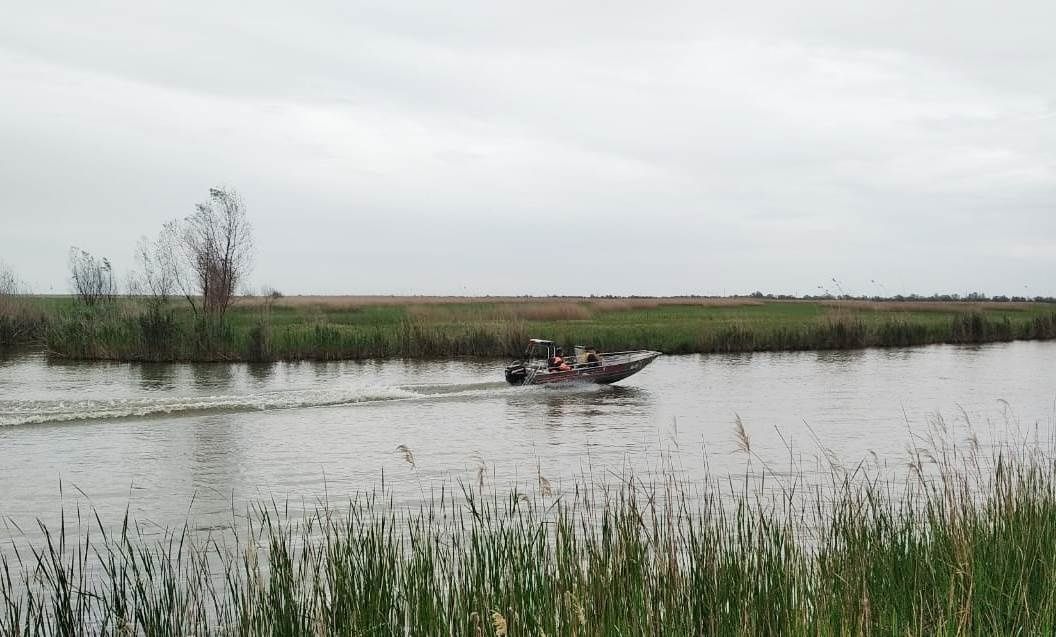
2,342,1055,541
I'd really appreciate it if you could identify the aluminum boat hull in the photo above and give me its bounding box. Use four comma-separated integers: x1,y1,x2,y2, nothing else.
505,350,660,386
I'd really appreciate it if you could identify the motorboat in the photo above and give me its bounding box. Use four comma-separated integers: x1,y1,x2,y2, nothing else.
504,339,660,386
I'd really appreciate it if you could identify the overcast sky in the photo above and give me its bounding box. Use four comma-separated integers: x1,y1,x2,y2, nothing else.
2,1,1054,296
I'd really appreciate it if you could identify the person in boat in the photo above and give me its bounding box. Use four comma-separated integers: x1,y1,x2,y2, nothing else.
548,348,572,372
585,348,602,367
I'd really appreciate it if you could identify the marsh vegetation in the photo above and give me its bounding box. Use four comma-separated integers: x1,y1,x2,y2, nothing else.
0,262,45,348
12,295,1056,361
3,430,1056,635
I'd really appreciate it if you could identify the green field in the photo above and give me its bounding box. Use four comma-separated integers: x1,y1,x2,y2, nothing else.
4,435,1056,635
5,296,1056,361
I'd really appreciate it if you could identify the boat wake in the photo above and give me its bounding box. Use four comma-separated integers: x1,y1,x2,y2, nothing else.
0,381,529,427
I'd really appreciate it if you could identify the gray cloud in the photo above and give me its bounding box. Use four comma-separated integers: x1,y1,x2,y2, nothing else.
2,1,1054,296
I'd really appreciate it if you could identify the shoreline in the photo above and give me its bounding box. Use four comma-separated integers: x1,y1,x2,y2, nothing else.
7,331,1056,365
3,297,1055,363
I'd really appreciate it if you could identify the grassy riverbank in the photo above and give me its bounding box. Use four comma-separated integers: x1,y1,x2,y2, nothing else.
8,296,1056,361
4,441,1056,635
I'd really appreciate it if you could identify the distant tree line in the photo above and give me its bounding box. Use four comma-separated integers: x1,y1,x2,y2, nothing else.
579,292,1056,303
747,291,1056,303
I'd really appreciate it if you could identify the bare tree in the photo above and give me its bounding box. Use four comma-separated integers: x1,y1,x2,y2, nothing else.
174,187,253,321
133,230,177,310
0,261,23,297
162,220,198,315
68,247,116,306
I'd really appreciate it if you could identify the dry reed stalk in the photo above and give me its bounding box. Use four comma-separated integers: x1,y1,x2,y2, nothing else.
491,610,507,636
245,295,767,311
588,297,763,311
506,302,593,321
538,464,553,497
404,302,594,322
395,444,416,468
734,415,751,455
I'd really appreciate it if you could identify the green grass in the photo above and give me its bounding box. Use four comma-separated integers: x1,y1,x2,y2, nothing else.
4,436,1056,635
12,296,1056,361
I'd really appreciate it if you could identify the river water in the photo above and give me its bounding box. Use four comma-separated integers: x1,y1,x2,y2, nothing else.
2,342,1055,542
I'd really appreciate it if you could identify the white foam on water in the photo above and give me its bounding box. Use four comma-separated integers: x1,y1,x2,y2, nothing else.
0,380,574,427
0,386,417,426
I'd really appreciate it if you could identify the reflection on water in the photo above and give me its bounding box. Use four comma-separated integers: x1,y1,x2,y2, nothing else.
190,415,243,501
0,348,25,368
813,349,866,365
501,384,653,428
1,341,1055,544
191,363,234,389
246,362,276,384
713,352,754,367
135,362,177,391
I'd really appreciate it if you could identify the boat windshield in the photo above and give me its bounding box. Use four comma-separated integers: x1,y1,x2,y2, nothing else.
525,341,556,361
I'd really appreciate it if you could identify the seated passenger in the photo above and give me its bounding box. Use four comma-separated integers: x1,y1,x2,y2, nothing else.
549,348,572,372
586,348,602,367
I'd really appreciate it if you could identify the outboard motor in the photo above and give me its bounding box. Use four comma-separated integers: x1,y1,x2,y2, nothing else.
504,363,528,385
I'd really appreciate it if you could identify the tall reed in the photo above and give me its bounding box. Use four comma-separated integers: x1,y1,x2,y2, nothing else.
0,296,46,348
4,436,1056,634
